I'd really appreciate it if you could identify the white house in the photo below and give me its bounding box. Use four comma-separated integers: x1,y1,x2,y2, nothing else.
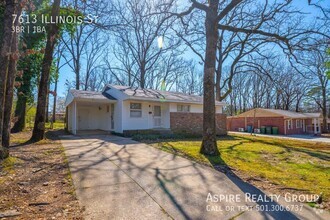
64,85,227,135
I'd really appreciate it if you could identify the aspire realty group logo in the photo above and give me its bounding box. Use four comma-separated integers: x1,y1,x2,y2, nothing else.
205,192,324,214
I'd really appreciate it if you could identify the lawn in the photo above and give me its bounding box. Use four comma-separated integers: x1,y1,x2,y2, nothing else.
147,134,330,206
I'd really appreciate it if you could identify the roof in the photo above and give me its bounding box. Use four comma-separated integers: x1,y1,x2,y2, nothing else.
66,89,116,105
108,84,226,105
229,108,321,119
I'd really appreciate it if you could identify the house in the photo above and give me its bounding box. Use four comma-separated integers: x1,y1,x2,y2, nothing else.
64,85,227,135
227,108,328,135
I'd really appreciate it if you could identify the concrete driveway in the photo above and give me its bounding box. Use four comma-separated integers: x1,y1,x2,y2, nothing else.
60,134,329,220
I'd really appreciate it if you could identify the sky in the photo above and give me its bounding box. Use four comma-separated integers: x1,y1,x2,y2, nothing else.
53,0,329,101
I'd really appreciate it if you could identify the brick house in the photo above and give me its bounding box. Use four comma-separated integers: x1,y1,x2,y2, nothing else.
65,84,227,135
227,108,326,135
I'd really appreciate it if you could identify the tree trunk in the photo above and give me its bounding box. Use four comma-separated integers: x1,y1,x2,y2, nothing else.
52,76,58,123
140,63,146,89
45,83,50,123
0,0,15,159
200,1,220,156
31,0,61,142
2,4,21,147
11,69,32,133
322,87,328,133
215,33,223,101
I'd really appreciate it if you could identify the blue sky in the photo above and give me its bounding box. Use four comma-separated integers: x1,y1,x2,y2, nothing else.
53,0,328,99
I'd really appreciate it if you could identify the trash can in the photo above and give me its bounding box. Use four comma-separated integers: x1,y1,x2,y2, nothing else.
266,126,272,134
272,127,279,135
260,126,266,134
247,125,253,133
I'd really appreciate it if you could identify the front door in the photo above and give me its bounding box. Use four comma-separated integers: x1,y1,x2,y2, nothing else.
153,105,161,128
78,109,89,130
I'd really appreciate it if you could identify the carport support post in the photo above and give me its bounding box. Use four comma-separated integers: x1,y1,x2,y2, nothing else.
73,101,77,135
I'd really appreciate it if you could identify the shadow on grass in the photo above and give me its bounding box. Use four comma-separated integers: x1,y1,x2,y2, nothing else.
235,135,330,161
203,153,303,220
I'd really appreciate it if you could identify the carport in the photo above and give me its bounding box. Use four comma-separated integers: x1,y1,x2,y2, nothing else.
64,90,117,134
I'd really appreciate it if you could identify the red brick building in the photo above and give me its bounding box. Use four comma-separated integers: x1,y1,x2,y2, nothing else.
227,108,326,135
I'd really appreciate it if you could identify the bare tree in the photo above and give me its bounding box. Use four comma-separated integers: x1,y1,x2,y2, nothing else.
110,0,181,89
306,50,329,133
165,0,329,155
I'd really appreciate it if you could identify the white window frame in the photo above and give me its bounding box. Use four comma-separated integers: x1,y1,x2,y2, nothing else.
130,103,142,118
177,104,190,112
296,119,302,129
287,119,292,130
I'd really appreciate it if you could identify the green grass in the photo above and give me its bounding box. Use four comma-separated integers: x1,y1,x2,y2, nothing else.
45,121,65,130
150,134,330,201
1,156,23,173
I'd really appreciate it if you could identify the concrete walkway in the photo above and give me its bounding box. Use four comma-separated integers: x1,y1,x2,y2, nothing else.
229,131,330,143
60,134,329,220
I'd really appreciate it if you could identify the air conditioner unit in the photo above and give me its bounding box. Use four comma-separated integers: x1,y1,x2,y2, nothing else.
254,129,261,133
238,128,244,132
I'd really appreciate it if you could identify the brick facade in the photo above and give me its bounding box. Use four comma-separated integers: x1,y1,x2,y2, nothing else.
170,112,227,135
227,117,310,135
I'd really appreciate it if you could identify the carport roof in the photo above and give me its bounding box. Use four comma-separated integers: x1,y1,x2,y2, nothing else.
70,89,116,100
66,90,117,105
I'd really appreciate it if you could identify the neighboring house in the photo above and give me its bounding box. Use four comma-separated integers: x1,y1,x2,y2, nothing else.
65,85,227,135
227,108,329,135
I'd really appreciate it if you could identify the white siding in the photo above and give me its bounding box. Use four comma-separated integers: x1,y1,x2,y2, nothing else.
114,102,123,133
121,100,170,131
68,103,73,132
169,103,223,113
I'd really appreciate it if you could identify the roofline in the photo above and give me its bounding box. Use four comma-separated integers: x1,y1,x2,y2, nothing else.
124,96,227,106
229,108,323,119
106,84,227,105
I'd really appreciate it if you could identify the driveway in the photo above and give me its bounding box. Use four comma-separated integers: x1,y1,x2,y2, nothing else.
229,131,330,143
60,134,329,220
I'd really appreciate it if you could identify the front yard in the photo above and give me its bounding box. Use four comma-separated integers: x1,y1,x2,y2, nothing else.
138,134,330,209
0,130,82,219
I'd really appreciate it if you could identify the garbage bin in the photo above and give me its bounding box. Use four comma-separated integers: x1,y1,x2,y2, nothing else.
247,125,253,133
272,127,279,135
260,126,266,134
266,126,272,134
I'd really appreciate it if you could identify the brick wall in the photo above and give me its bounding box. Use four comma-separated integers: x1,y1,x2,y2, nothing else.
227,116,312,135
285,119,306,135
227,117,286,134
170,112,227,135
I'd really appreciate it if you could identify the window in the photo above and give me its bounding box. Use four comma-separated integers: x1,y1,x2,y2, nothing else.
296,119,303,129
130,103,142,117
177,104,190,112
287,120,292,130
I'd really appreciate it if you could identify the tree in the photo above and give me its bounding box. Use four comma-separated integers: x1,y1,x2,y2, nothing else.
2,2,22,148
109,0,182,89
61,0,110,90
31,0,61,141
166,0,329,155
306,50,329,133
0,0,18,159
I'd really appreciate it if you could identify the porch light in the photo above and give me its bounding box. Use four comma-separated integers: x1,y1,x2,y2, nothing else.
157,36,163,49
